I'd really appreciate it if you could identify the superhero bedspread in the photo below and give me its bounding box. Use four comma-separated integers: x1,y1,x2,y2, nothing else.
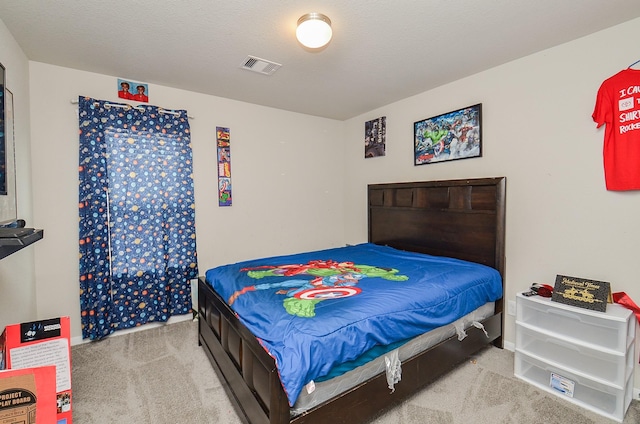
204,243,503,406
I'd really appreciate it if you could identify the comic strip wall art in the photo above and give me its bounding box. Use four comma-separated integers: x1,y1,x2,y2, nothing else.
216,127,232,206
414,104,482,165
365,116,386,158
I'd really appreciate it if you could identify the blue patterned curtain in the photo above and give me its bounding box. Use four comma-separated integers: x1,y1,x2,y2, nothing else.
78,96,198,340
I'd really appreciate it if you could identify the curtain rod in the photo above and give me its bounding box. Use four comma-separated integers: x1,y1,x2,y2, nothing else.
70,99,194,119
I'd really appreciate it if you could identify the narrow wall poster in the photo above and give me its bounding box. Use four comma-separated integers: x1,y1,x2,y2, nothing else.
365,116,386,158
217,127,232,206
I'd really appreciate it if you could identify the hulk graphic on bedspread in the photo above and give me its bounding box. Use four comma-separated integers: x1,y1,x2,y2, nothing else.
228,260,408,317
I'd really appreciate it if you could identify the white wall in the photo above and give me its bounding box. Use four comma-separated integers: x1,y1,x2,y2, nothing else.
6,13,640,395
0,20,37,328
343,18,640,391
27,62,345,341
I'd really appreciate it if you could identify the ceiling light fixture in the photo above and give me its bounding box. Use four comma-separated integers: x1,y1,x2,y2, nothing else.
296,13,332,49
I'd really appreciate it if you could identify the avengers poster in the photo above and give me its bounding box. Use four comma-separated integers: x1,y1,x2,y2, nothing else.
414,104,482,165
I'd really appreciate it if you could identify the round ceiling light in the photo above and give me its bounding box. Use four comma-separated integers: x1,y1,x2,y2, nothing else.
296,13,332,49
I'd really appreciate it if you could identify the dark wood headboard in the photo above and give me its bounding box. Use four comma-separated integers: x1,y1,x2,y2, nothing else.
368,177,506,279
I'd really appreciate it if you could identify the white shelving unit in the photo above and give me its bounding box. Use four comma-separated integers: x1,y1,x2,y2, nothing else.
514,292,635,422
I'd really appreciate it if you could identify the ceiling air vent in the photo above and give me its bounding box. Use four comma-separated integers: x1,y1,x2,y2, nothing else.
240,55,282,75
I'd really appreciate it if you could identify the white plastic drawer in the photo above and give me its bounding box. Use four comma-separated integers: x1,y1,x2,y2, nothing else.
514,351,632,422
515,322,633,387
516,294,632,353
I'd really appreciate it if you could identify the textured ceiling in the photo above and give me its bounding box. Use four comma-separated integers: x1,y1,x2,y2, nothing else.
1,1,640,120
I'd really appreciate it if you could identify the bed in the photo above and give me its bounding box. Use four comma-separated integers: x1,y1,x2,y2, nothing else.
198,177,506,424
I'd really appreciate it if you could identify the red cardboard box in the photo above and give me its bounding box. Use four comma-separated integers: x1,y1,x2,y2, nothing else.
1,317,72,424
0,365,57,423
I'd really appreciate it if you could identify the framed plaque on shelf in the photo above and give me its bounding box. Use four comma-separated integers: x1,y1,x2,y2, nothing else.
551,274,612,312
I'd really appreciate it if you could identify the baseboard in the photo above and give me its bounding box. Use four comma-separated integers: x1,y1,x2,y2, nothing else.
70,313,193,346
503,340,515,352
635,388,640,400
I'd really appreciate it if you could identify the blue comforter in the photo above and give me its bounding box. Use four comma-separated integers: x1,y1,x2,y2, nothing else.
205,243,502,405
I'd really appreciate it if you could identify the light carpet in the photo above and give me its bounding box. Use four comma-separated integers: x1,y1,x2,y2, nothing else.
71,319,640,423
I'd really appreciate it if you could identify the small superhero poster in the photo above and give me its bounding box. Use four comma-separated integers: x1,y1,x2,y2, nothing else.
216,127,232,206
365,116,386,158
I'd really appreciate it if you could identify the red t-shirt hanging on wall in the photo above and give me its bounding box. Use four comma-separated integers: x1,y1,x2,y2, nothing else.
592,69,640,191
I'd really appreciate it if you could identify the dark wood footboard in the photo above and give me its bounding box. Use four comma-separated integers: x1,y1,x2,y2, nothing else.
198,277,502,424
198,277,288,424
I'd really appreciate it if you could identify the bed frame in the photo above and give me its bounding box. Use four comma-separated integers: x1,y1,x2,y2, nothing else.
198,177,506,424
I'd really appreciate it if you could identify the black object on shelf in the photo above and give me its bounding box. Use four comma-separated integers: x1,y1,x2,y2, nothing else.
0,228,44,260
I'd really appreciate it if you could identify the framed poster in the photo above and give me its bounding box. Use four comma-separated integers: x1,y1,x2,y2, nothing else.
117,78,149,103
414,103,482,165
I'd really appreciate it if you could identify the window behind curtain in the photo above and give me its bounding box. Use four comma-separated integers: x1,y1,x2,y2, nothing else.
78,97,198,340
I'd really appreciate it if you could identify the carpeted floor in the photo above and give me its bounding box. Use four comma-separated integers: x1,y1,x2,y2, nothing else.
71,319,243,424
71,319,640,423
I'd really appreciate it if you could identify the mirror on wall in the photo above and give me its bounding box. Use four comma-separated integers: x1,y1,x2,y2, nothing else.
0,63,18,226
